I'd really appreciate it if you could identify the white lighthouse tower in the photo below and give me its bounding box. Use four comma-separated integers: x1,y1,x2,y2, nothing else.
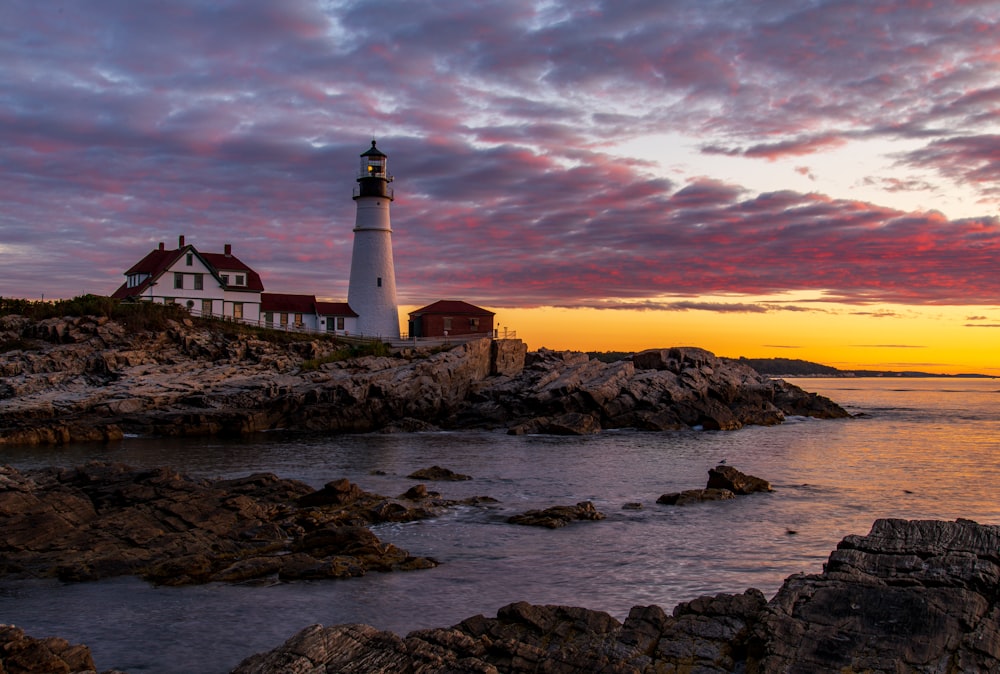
347,140,400,340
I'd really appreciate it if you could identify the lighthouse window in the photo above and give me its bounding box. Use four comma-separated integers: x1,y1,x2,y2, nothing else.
377,277,382,287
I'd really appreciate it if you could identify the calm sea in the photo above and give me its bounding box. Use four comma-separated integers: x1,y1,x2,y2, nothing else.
1,377,998,673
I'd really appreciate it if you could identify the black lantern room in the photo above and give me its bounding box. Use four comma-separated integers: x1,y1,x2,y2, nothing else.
354,140,394,200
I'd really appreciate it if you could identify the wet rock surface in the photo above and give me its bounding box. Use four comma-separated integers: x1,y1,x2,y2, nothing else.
0,462,486,585
232,518,1000,673
0,316,847,445
0,624,122,674
658,465,772,506
506,500,606,528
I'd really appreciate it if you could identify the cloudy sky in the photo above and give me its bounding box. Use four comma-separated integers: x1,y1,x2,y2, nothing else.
2,0,998,372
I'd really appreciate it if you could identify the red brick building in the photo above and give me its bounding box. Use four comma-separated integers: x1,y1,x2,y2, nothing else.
408,300,494,338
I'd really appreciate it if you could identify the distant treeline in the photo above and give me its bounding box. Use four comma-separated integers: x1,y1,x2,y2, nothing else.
735,357,842,376
585,352,842,375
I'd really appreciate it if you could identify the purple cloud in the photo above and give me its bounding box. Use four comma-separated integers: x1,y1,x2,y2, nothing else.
0,0,997,311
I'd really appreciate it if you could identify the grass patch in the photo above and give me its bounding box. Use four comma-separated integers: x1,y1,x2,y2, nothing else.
1,294,190,332
300,340,391,371
0,295,343,346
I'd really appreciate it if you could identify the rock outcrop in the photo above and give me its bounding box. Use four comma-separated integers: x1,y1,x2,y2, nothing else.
232,518,1000,673
506,500,606,528
0,624,122,674
658,465,772,506
0,462,489,585
460,346,848,435
0,315,847,445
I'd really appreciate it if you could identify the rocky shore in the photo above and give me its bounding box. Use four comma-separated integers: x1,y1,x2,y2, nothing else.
229,517,1000,673
0,314,848,445
0,462,504,585
6,518,998,673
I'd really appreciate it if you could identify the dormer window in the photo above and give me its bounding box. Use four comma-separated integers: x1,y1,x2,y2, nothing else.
221,274,229,285
236,274,245,286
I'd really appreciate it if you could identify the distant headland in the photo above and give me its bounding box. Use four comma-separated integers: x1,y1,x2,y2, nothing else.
588,352,994,379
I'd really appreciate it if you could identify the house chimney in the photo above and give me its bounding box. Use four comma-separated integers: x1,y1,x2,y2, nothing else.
224,243,232,257
178,235,185,248
158,242,165,251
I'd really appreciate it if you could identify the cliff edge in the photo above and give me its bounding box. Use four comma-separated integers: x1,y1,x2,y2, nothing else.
0,314,847,445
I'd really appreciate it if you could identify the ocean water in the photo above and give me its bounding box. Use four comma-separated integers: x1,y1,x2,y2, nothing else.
1,377,998,673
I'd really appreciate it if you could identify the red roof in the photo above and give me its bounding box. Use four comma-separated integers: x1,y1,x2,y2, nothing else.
409,300,494,317
260,293,316,313
202,252,264,291
315,301,358,317
111,244,264,298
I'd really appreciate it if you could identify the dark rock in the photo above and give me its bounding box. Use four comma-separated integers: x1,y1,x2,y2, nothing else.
233,519,1000,674
657,488,736,505
402,484,434,499
507,501,606,528
296,478,364,507
706,465,773,494
0,463,449,586
407,465,472,481
0,624,99,674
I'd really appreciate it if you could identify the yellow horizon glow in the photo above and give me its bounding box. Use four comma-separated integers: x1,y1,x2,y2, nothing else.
400,299,1000,376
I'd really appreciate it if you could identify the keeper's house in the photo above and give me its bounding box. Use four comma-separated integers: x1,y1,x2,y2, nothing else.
111,236,263,322
112,237,360,335
408,300,494,339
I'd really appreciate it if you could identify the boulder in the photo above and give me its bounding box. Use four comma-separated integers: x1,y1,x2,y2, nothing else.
507,501,605,528
656,488,736,505
657,466,771,506
706,465,773,494
407,466,472,481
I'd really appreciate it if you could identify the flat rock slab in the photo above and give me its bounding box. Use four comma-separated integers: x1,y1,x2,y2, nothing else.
0,462,477,586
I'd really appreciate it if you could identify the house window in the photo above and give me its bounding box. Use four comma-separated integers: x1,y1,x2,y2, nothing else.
294,313,303,327
377,277,382,287
221,274,230,285
233,303,243,319
186,253,193,266
264,312,274,327
201,299,212,316
194,274,203,290
280,313,288,326
174,272,184,289
470,317,479,329
443,317,453,332
236,274,245,286
336,316,345,330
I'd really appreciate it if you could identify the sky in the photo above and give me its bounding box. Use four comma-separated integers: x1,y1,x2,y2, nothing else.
1,0,998,374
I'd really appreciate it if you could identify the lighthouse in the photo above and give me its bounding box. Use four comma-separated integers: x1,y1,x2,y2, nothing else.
347,140,400,339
